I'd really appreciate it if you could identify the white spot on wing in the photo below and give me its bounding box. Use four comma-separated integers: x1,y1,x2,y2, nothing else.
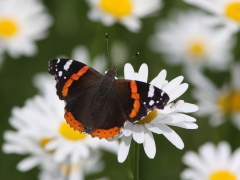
64,60,73,71
58,71,62,77
149,100,154,106
148,85,155,97
57,58,60,63
161,91,165,96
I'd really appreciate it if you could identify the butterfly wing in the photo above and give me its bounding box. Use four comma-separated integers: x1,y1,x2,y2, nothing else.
49,58,103,133
114,79,170,122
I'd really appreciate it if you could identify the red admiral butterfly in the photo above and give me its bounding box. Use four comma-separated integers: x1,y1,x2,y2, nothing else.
49,58,170,139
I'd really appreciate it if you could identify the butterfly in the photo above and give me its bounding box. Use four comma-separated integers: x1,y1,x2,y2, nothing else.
48,58,170,139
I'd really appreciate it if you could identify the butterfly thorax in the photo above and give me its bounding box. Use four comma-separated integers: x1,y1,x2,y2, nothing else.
90,67,117,117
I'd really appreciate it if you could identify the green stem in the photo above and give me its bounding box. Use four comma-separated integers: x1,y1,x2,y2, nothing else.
124,154,134,180
133,141,139,180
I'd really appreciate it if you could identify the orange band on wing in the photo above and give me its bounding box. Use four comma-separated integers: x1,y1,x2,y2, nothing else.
62,66,89,97
91,126,121,139
129,81,140,118
64,111,83,132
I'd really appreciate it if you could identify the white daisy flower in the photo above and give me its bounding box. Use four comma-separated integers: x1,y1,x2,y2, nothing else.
39,151,104,180
86,0,162,32
0,0,53,58
2,122,55,172
185,62,240,129
149,10,235,71
181,141,240,180
117,63,199,163
183,0,240,33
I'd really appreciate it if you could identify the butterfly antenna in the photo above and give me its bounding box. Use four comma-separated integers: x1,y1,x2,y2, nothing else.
106,33,110,64
116,52,140,69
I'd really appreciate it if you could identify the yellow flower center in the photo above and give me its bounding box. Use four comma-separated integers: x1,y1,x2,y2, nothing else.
137,109,158,124
99,0,132,18
0,19,18,38
40,138,55,153
187,40,206,59
210,170,237,180
59,121,88,141
225,2,240,22
218,90,240,114
61,163,79,174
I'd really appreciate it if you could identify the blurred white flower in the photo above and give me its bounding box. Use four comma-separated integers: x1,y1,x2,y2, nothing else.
149,10,235,71
117,63,198,163
71,45,107,73
183,0,240,33
86,0,162,32
181,141,240,180
185,62,240,129
39,151,104,180
0,0,53,58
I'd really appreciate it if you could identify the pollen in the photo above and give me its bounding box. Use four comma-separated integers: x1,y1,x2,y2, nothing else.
59,121,88,141
218,90,240,114
225,2,240,22
0,18,18,38
210,170,237,180
99,0,132,18
137,109,158,124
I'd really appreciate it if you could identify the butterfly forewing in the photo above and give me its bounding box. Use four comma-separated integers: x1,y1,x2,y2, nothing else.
49,58,102,100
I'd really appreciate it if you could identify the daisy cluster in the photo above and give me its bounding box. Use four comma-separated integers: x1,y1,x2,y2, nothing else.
1,0,240,179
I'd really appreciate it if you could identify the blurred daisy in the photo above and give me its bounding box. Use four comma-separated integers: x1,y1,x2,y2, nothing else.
0,0,53,58
86,0,162,32
185,62,240,128
181,141,240,180
149,10,235,71
39,151,104,180
183,0,240,33
71,45,107,73
117,63,199,163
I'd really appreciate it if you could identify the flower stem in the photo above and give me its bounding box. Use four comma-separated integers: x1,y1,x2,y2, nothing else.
124,155,133,180
133,141,139,180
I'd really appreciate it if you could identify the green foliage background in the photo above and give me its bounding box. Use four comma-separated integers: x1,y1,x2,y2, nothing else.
0,0,240,179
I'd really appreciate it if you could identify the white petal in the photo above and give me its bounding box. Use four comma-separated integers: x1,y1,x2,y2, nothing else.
17,156,41,172
150,70,167,89
167,122,198,129
53,145,72,163
181,169,203,180
217,142,231,167
118,135,132,163
169,83,188,102
122,122,134,136
145,123,162,134
155,124,184,149
162,76,184,93
124,63,135,80
137,63,148,82
230,148,240,171
143,128,156,159
182,151,208,174
177,103,199,113
132,124,145,144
